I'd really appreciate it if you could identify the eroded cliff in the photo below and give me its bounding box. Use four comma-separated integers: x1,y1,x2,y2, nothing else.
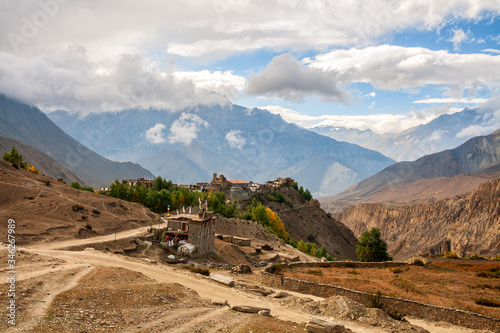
335,177,500,260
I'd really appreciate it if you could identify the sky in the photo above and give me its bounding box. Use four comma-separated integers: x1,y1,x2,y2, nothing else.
1,0,500,134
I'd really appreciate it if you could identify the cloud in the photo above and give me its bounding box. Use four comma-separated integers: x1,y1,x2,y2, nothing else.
0,48,231,113
309,45,500,91
262,104,462,134
145,123,166,144
168,113,209,145
449,28,474,50
413,98,489,104
173,70,246,98
483,49,500,54
247,54,348,103
2,1,499,61
456,95,500,137
225,130,246,149
365,92,376,98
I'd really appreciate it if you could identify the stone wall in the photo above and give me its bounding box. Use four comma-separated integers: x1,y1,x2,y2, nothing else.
288,261,409,269
260,270,500,332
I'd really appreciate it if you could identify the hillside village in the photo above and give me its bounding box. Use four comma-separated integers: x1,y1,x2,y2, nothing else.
105,173,294,202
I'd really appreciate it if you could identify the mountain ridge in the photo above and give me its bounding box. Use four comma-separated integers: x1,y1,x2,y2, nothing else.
48,105,395,196
0,94,154,187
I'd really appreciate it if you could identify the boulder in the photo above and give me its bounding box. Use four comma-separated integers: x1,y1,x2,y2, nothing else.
306,316,351,333
231,264,252,274
210,274,235,287
231,305,271,314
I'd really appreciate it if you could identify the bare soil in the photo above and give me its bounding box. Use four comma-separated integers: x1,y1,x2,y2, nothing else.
282,261,500,318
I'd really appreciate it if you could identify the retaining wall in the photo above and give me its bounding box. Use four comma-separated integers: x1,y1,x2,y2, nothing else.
261,269,500,332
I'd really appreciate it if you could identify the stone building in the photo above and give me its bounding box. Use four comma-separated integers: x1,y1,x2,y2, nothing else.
163,212,216,258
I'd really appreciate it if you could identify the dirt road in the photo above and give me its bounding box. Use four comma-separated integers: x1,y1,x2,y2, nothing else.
19,226,490,333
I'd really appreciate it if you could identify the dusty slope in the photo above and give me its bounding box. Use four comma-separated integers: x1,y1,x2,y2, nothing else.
242,184,358,260
0,135,82,185
321,170,500,214
330,129,500,202
0,160,160,246
335,176,500,260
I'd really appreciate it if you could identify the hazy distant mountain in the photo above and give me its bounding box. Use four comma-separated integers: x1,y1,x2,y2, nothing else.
311,108,495,162
48,105,394,197
0,95,154,187
330,129,500,201
0,135,82,184
310,126,385,148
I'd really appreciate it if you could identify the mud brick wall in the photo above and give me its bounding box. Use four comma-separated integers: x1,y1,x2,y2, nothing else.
261,271,500,332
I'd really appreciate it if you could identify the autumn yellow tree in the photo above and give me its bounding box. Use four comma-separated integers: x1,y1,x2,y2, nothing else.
265,207,290,242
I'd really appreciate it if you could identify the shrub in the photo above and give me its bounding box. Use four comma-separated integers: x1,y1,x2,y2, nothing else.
368,291,384,309
412,259,425,266
347,269,359,275
392,268,404,274
475,297,500,307
468,254,487,260
190,267,210,276
306,269,323,276
84,224,92,230
92,209,100,215
81,215,86,220
443,251,460,259
216,234,223,240
270,263,282,275
72,204,84,212
44,180,51,186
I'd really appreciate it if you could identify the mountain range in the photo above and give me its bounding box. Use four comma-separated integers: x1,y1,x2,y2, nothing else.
48,104,394,196
325,129,500,203
0,95,154,187
311,108,496,162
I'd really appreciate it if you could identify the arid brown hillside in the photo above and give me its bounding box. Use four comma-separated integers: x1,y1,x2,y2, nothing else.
0,160,160,246
329,129,500,203
335,176,500,260
243,184,358,260
0,135,82,185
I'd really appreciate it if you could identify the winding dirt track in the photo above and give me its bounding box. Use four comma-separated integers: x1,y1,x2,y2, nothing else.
21,227,488,333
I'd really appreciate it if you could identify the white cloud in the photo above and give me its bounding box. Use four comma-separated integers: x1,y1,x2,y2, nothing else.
309,45,500,91
413,98,489,104
225,130,246,149
456,96,500,138
145,123,166,144
483,49,500,54
365,92,376,98
262,104,462,134
449,28,474,50
168,113,209,145
172,70,246,98
247,54,348,103
0,48,230,113
1,1,499,61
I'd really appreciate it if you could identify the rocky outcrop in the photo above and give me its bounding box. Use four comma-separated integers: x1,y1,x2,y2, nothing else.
335,177,500,260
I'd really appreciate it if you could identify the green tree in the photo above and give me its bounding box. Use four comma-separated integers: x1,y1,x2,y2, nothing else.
3,146,27,168
356,228,391,262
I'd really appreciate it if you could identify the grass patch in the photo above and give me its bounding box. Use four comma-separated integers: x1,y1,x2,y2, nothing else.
477,267,500,278
306,269,323,276
475,297,500,307
190,267,210,276
392,278,422,294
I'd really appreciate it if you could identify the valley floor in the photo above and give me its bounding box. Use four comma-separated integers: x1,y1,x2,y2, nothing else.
0,226,495,333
